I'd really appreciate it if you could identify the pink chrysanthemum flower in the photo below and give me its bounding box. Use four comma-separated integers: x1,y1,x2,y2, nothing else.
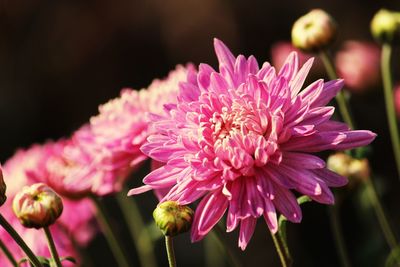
129,39,376,250
0,144,97,265
88,64,195,195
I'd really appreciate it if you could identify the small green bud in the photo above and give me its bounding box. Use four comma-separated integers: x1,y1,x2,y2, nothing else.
0,167,6,206
371,9,400,44
291,9,337,52
153,201,194,236
13,183,63,229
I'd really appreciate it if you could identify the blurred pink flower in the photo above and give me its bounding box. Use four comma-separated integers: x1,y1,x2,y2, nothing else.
395,85,400,118
87,64,195,195
271,42,323,76
335,41,381,92
0,144,97,265
130,39,376,250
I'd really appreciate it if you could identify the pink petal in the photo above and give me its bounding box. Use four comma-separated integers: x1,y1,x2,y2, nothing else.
143,166,189,187
214,38,236,72
272,185,302,223
238,217,257,250
191,190,228,242
281,130,376,152
312,168,348,187
127,185,153,196
263,199,278,233
283,152,325,169
278,52,299,82
290,57,314,97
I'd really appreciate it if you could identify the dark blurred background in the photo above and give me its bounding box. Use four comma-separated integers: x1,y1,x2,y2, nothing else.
2,0,400,266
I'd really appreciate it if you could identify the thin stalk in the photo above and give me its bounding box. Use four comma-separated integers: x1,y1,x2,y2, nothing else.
365,177,398,250
0,237,18,267
328,205,352,267
0,214,43,267
381,44,400,178
205,233,225,267
116,190,157,267
214,223,242,267
319,50,355,130
165,236,176,267
271,232,292,267
91,196,130,267
43,227,62,267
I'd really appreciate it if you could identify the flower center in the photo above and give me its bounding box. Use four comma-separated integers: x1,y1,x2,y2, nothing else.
211,107,241,141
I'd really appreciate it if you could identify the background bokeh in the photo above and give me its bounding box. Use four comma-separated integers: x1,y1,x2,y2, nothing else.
1,0,400,266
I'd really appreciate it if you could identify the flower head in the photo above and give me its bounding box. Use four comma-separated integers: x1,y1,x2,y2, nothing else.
335,41,381,92
371,9,400,44
88,65,195,195
292,9,337,52
129,39,376,250
13,183,63,229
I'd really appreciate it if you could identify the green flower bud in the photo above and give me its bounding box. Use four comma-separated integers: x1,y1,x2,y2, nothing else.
0,167,7,206
291,9,337,52
13,183,63,229
371,9,400,44
153,201,194,236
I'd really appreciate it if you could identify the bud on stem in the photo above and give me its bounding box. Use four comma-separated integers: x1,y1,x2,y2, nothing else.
13,183,63,229
153,201,194,237
292,9,337,52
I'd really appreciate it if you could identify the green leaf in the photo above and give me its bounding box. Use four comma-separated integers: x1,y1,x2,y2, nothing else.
385,245,400,267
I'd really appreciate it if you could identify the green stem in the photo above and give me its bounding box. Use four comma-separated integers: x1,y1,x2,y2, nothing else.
0,237,18,267
44,227,62,267
328,205,352,267
381,44,400,178
271,232,292,267
214,223,242,267
91,196,130,267
0,214,43,267
116,190,158,267
165,236,176,267
365,177,398,250
319,50,355,130
205,234,225,267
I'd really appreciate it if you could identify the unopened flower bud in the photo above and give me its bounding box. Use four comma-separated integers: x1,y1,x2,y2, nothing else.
0,167,6,206
291,9,337,52
153,201,194,236
348,158,370,181
327,153,352,177
371,9,400,44
13,183,63,229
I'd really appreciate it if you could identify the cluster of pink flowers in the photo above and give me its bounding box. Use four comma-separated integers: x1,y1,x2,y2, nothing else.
0,145,95,266
130,39,376,249
0,64,193,265
0,36,378,265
